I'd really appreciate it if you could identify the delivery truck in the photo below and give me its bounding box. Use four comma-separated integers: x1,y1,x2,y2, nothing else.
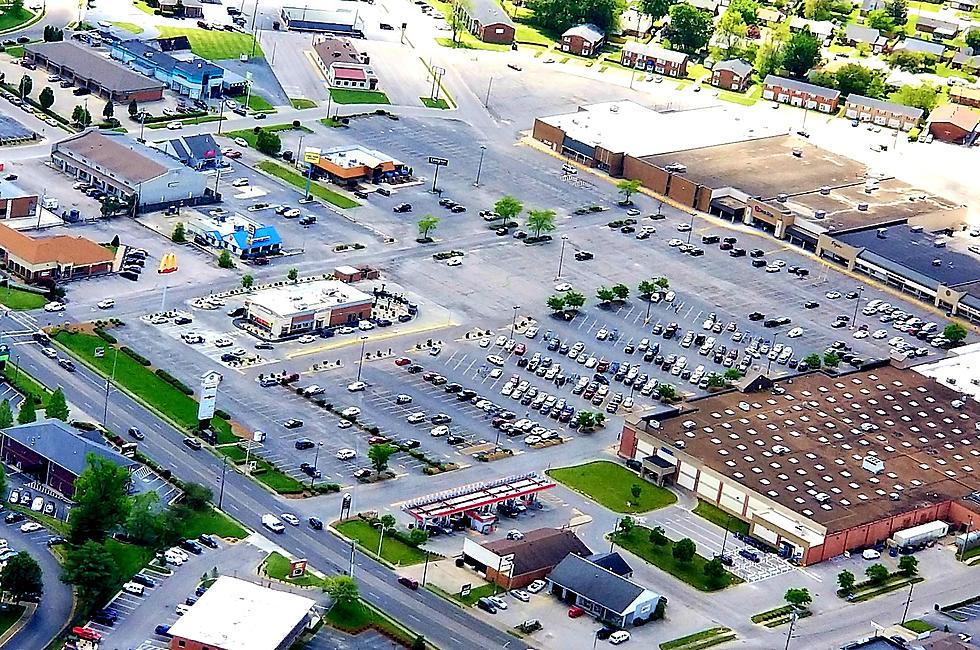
891,520,948,549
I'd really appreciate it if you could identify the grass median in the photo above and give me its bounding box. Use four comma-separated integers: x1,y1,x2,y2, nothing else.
548,461,676,513
328,88,390,105
334,519,427,566
325,598,419,645
290,98,317,109
692,500,750,536
180,508,248,540
0,604,25,637
255,160,359,209
611,526,739,591
0,285,47,310
263,551,327,588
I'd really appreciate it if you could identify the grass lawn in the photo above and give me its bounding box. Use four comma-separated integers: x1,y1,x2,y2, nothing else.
180,508,248,539
4,44,23,58
716,88,757,106
548,461,677,513
264,552,327,587
0,285,47,310
451,582,497,606
612,526,740,591
0,8,33,32
334,520,427,566
692,500,750,536
10,504,69,536
215,445,306,494
686,62,709,81
902,619,934,633
146,115,224,129
106,539,154,579
111,21,144,34
52,330,236,444
936,63,978,82
132,0,155,14
256,161,359,209
328,88,390,105
325,599,417,644
243,93,276,113
290,98,318,109
157,26,264,60
660,627,735,650
435,34,511,51
320,117,345,127
514,22,553,46
0,604,25,637
420,97,450,109
227,123,312,147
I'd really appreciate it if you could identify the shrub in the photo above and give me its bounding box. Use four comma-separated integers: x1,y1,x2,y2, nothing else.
121,346,151,366
214,409,231,420
155,369,194,395
93,328,117,344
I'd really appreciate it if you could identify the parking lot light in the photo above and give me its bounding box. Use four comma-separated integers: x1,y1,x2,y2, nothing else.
510,306,520,339
555,235,569,280
311,441,322,490
851,286,864,330
686,212,696,244
473,145,487,187
356,336,368,383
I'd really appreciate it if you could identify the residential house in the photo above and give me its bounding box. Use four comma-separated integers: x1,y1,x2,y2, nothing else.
762,75,841,112
619,9,652,36
756,7,784,24
843,24,887,53
453,0,515,45
688,0,720,14
928,103,980,143
843,95,924,130
710,58,752,91
312,37,379,90
560,23,605,57
621,42,689,77
0,223,114,284
587,552,633,578
894,38,946,57
952,48,980,71
158,0,203,18
915,15,960,38
462,528,592,589
949,0,978,11
789,17,835,42
860,0,884,14
547,553,665,628
152,133,220,170
950,85,980,108
110,39,224,101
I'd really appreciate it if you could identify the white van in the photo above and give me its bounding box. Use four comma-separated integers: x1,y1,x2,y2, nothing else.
357,320,375,331
122,582,145,596
262,514,285,534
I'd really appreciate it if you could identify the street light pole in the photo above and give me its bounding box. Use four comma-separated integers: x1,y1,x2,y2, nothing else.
902,581,915,624
473,145,486,187
217,455,228,509
851,285,864,330
555,235,569,280
686,212,696,244
356,336,368,383
310,441,322,490
784,612,798,650
510,305,520,339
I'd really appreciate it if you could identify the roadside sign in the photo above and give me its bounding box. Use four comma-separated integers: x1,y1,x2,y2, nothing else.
303,147,321,164
290,558,308,578
460,583,472,597
94,347,105,358
428,156,448,166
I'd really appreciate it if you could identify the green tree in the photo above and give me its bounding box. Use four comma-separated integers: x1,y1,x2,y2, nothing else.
724,368,742,381
18,74,31,99
835,63,881,98
638,279,658,297
38,86,54,111
0,399,13,429
255,130,282,156
703,557,727,585
837,569,856,595
668,3,714,53
526,0,623,33
630,484,642,502
885,0,908,24
417,214,439,239
325,575,359,605
785,587,812,608
944,322,968,344
611,283,630,301
16,396,35,425
368,443,396,474
563,290,585,310
408,528,429,547
69,455,132,544
966,30,980,52
546,294,566,312
287,267,299,282
654,276,669,289
128,99,138,117
1,552,42,602
783,28,821,77
0,463,6,505
729,0,759,23
102,100,114,121
823,350,840,367
526,208,556,238
707,373,726,388
171,222,186,243
125,492,166,548
218,250,234,269
575,410,597,429
241,274,254,290
596,286,616,304
377,513,397,554
898,555,918,577
673,537,697,563
182,483,212,511
71,104,91,127
892,82,941,114
865,563,889,585
493,195,523,227
865,9,894,32
62,540,118,613
716,8,748,55
639,0,675,20
617,516,635,535
44,387,69,421
649,526,669,546
658,383,677,401
889,50,932,73
804,0,833,19
617,179,641,204
755,35,784,78
412,636,427,650
803,353,822,368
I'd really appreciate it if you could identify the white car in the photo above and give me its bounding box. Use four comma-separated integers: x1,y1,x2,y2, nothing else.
225,99,239,109
31,496,43,511
20,521,41,533
447,257,462,267
283,208,301,218
862,549,881,560
527,580,546,593
489,368,503,379
825,291,841,299
166,121,183,130
479,338,491,348
230,177,250,187
486,354,505,366
97,299,115,309
524,326,539,339
510,589,530,602
610,631,631,645
164,550,185,565
43,301,65,312
871,329,888,339
337,420,353,429
853,330,869,339
214,337,234,347
430,425,450,437
487,596,508,610
596,328,608,340
406,412,427,424
347,381,367,392
888,337,905,347
150,315,169,325
787,327,803,338
281,513,300,526
234,137,249,147
495,335,508,346
298,335,316,344
336,448,356,460
667,238,684,247
664,291,676,302
554,282,572,291
41,346,58,359
506,529,524,540
340,407,360,418
524,435,541,445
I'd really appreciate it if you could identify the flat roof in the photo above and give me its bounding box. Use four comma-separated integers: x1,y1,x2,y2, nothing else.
282,5,363,28
914,343,980,402
25,42,165,93
166,576,315,650
537,101,784,158
403,473,555,521
246,279,371,317
53,129,183,185
637,364,980,533
321,144,400,169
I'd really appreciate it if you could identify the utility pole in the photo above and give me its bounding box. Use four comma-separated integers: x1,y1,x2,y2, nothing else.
555,235,569,280
902,581,915,624
217,455,228,509
249,0,260,58
473,145,486,187
484,77,493,109
784,612,797,650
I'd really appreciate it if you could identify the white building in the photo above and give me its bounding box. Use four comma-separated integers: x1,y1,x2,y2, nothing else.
245,279,374,339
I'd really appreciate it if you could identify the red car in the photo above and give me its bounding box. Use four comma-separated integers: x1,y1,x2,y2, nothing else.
224,149,242,159
368,435,392,445
72,627,103,642
394,357,412,367
568,606,585,618
513,343,527,356
398,576,419,590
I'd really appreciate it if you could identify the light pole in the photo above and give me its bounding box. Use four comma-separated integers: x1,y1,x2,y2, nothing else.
555,235,569,280
473,145,486,187
902,581,915,624
686,212,697,244
355,336,368,383
102,347,119,426
217,455,228,509
510,305,520,339
851,285,864,330
784,611,798,650
767,333,779,374
310,441,322,490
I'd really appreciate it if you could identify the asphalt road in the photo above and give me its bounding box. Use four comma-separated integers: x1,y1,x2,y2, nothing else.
0,312,523,650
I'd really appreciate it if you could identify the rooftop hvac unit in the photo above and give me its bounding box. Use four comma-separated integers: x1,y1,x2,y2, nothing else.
815,492,830,504
910,224,924,233
862,455,885,474
609,105,619,112
857,203,869,211
889,492,900,501
777,193,787,203
876,228,888,238
814,210,826,219
820,186,831,195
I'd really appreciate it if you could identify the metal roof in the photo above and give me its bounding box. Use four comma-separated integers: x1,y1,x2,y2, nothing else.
844,94,924,120
897,38,946,56
764,75,841,100
461,0,514,27
845,24,885,45
2,419,138,477
403,473,555,521
482,528,592,576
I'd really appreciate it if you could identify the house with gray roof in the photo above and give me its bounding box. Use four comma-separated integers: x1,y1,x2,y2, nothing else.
896,38,946,57
915,15,960,38
561,23,605,57
152,133,220,170
843,95,923,130
547,553,664,627
952,48,980,71
454,0,514,44
860,0,884,14
24,41,165,103
711,59,753,91
763,75,841,112
843,24,887,52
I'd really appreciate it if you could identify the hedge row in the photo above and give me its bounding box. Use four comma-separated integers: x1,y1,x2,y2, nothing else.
121,346,151,366
155,369,194,396
93,327,117,344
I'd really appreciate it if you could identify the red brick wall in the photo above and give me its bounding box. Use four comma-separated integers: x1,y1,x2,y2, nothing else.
618,423,638,459
532,120,565,151
328,303,371,326
668,176,697,207
622,156,669,194
486,565,552,589
5,196,37,219
478,22,515,44
170,636,229,650
712,69,736,90
930,121,971,143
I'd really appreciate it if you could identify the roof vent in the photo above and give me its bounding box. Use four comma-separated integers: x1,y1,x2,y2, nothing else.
814,210,826,219
876,228,887,238
862,455,885,474
889,492,900,501
857,203,869,211
815,492,830,503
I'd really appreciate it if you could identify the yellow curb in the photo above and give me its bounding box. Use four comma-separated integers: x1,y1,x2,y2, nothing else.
286,320,459,359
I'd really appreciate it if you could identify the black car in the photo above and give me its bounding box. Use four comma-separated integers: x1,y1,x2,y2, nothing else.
596,627,616,640
92,608,118,625
46,536,67,547
174,315,192,325
120,270,140,281
748,312,766,321
393,203,412,213
128,427,145,440
476,598,497,614
309,516,324,530
749,249,765,258
180,539,204,555
400,439,421,449
58,359,76,372
450,205,466,213
803,301,819,309
284,419,304,429
4,512,24,524
198,534,219,549
574,250,594,261
300,465,321,478
131,573,158,588
431,414,452,425
446,435,465,445
183,437,203,450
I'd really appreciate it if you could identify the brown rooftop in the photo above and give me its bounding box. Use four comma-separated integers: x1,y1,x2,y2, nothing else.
483,528,591,576
313,37,363,66
929,103,980,131
54,130,171,185
0,223,114,266
638,364,980,534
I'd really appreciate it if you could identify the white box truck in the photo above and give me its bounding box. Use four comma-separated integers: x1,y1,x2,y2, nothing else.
262,514,285,534
892,520,948,548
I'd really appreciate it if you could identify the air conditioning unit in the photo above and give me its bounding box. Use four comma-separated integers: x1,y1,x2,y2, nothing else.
876,228,888,238
862,455,885,474
815,492,830,503
910,224,924,233
814,210,826,219
857,203,869,211
777,193,788,203
819,186,831,195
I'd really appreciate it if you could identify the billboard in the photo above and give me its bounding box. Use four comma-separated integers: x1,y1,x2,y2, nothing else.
303,147,321,164
198,371,223,421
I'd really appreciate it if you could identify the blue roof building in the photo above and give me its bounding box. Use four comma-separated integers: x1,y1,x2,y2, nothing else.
110,39,224,101
224,225,282,258
153,133,220,170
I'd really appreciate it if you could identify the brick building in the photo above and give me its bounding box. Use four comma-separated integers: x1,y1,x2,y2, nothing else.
621,42,688,77
312,37,379,90
461,528,591,588
243,279,374,339
950,85,980,109
762,75,840,112
560,23,605,57
928,103,980,144
0,223,114,284
710,59,752,92
843,95,923,131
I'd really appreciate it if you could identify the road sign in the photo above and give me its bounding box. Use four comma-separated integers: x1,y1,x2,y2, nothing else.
460,583,472,597
94,347,105,358
428,156,448,166
198,371,223,421
303,147,321,164
290,558,308,578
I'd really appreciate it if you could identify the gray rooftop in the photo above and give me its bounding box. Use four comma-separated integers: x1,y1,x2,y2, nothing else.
463,0,514,27
845,24,885,45
548,553,654,614
25,41,165,93
844,94,924,120
714,58,752,78
764,75,841,100
563,23,604,42
2,419,138,477
897,38,946,56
